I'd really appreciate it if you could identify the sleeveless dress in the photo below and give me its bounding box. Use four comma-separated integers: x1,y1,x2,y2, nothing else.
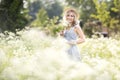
64,26,81,61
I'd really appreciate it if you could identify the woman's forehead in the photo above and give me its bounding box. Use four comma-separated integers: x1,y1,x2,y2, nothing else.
66,12,75,15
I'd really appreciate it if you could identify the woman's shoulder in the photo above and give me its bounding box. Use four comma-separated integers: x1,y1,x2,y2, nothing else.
74,24,83,34
74,24,81,29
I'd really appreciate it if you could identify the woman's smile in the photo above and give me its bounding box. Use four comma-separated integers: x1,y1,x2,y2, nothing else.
66,12,75,23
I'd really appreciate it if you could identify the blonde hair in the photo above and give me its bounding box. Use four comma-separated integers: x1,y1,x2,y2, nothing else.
63,8,80,28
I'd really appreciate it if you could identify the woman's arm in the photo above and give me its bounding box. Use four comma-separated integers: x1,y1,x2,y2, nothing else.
75,25,85,44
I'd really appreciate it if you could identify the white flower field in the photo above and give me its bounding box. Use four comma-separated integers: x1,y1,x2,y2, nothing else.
0,28,120,80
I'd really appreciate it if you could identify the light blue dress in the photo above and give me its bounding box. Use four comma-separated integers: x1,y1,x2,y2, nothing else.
64,26,81,61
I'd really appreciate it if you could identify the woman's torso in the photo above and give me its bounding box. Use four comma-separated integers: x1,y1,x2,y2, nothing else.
64,26,78,41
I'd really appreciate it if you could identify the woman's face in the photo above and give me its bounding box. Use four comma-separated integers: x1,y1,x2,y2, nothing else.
66,12,75,23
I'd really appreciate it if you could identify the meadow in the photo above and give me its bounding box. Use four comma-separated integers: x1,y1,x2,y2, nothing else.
0,28,120,80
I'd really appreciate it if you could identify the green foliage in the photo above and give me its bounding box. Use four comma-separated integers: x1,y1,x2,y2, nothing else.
30,9,56,36
31,8,49,27
110,0,120,32
113,0,120,11
91,0,110,27
9,0,21,15
27,0,64,36
44,17,64,36
30,7,63,37
91,0,120,35
83,20,95,38
0,0,28,32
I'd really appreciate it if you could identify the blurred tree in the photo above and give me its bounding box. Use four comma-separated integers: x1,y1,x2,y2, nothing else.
28,0,63,21
91,0,111,27
31,8,49,27
91,0,120,35
65,0,97,24
46,1,63,19
0,0,28,32
30,8,62,37
28,0,41,22
28,0,64,36
110,0,120,33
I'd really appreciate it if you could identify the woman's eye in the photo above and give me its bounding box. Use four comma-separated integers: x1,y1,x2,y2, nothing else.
71,15,74,17
67,15,70,17
67,15,74,17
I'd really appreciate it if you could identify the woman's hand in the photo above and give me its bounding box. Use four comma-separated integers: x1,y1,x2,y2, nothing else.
60,30,64,36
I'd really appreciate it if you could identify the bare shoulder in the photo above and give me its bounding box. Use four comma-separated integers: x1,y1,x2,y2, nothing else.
74,25,82,31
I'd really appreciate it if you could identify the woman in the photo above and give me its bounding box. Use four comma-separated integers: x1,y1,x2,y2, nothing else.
60,8,85,61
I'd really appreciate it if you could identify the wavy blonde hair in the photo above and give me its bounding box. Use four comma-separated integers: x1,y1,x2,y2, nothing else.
63,8,80,28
